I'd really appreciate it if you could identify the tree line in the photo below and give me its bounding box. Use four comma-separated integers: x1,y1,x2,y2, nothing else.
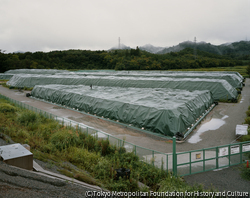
0,47,245,73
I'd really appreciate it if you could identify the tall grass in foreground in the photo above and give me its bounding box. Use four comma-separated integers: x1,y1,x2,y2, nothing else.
0,98,205,192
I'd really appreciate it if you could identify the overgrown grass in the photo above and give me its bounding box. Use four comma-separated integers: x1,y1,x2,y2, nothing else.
0,80,8,85
0,98,206,192
240,164,250,181
1,82,33,91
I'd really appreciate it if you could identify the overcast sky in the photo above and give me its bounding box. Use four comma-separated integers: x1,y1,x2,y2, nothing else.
1,0,249,53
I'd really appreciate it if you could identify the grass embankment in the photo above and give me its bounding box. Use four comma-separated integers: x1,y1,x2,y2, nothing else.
173,65,248,78
0,98,204,192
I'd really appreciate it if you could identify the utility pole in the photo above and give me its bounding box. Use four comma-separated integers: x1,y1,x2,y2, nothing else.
194,37,197,60
118,37,121,49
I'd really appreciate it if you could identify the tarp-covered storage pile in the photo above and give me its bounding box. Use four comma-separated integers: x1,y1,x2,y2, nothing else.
0,73,14,80
7,74,238,101
31,85,214,136
5,69,68,75
70,71,244,89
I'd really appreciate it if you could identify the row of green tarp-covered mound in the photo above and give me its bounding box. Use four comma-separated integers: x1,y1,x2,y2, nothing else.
1,69,69,80
31,85,214,136
0,73,14,80
4,69,68,75
7,74,238,101
72,71,244,89
4,69,244,89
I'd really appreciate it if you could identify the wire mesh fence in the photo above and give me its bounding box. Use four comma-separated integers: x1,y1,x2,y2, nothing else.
0,94,172,173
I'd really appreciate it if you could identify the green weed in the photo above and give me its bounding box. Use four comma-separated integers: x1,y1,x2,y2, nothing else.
17,111,40,126
244,117,250,125
0,103,17,113
240,164,250,181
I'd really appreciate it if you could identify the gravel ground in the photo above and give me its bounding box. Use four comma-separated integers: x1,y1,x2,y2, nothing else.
184,165,250,195
0,160,89,198
0,136,99,198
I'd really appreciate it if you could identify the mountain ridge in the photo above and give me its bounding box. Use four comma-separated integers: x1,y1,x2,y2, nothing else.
109,40,250,57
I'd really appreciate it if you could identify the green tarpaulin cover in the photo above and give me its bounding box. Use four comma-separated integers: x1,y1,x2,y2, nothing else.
5,69,68,75
8,74,238,101
0,74,13,80
31,85,214,136
72,71,243,88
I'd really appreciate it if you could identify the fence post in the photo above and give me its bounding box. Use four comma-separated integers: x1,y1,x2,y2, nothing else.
152,150,154,166
189,152,191,174
172,136,177,177
240,142,243,163
203,149,205,172
216,147,219,169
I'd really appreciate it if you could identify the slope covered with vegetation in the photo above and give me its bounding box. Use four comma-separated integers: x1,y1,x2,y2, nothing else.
0,96,205,192
0,45,246,73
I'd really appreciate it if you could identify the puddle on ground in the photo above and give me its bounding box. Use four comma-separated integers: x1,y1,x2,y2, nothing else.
188,115,228,144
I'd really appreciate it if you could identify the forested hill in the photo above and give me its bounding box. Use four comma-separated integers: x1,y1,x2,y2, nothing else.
0,44,248,73
157,40,250,59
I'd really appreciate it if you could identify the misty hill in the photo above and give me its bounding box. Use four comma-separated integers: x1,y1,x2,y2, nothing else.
109,44,131,51
156,40,250,58
139,44,165,54
110,40,250,60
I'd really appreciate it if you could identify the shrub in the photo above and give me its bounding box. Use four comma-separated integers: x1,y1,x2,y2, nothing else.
241,164,250,181
0,103,17,113
246,110,250,117
17,111,39,126
93,158,112,180
16,129,30,139
66,147,100,171
240,135,250,142
106,178,139,192
42,143,56,154
245,117,250,125
158,174,204,192
50,129,79,151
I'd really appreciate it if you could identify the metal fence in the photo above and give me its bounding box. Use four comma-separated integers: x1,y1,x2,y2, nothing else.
173,137,250,176
1,94,250,177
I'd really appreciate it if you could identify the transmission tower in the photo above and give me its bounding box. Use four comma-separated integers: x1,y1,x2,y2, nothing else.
194,37,197,60
118,37,121,49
